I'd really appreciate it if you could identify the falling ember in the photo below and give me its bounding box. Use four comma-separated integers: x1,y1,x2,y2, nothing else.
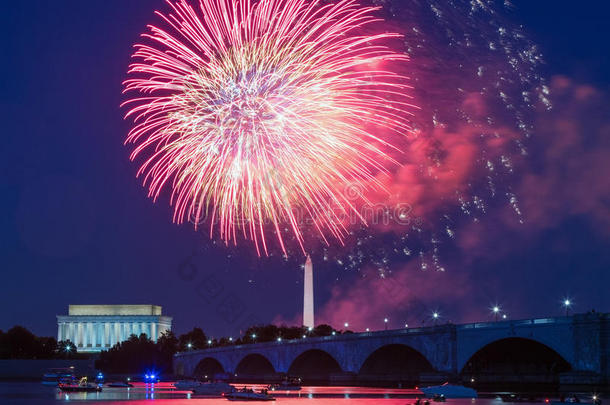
123,0,415,255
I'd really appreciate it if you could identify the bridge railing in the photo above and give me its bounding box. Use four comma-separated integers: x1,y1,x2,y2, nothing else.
175,315,581,356
457,316,568,330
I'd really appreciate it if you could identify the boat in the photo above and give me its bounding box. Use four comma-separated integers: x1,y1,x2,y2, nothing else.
552,401,598,405
95,372,105,384
58,377,102,392
144,373,160,383
500,394,542,403
268,377,302,391
224,387,275,401
174,379,204,390
42,367,75,386
191,381,236,396
107,381,134,387
552,394,602,405
420,383,477,398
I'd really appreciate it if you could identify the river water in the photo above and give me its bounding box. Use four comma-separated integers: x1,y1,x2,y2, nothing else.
0,382,600,405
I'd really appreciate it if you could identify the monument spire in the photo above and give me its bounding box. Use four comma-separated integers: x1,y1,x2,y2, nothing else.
303,254,314,329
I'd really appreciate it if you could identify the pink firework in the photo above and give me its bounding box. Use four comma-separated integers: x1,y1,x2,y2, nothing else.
123,0,415,255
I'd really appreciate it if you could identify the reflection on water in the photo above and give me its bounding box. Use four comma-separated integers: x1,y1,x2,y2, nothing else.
0,382,600,405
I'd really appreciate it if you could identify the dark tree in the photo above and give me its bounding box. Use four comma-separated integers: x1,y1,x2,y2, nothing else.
242,325,280,343
37,336,58,358
312,324,335,337
96,334,169,374
217,337,234,346
0,330,5,358
231,323,342,347
279,326,307,340
0,326,59,359
178,327,207,351
56,340,79,359
1,326,39,358
158,331,179,355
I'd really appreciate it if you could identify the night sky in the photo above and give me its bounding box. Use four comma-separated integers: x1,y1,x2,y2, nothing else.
1,1,609,339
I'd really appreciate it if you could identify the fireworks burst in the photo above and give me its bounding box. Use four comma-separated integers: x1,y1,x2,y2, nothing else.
123,0,414,255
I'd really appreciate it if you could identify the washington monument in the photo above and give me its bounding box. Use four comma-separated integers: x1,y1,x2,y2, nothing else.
303,254,314,328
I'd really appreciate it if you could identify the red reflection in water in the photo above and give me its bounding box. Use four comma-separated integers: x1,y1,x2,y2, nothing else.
43,382,564,404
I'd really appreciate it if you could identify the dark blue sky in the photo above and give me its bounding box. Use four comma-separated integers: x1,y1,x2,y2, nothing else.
1,1,609,339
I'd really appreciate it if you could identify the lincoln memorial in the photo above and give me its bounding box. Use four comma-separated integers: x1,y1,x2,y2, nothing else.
56,305,173,353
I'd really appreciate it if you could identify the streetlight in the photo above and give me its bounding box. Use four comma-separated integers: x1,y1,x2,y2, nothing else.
404,324,409,328
207,339,212,346
229,337,233,342
492,306,500,322
365,328,370,332
187,342,192,350
277,337,282,342
432,312,439,325
344,322,349,328
384,317,389,330
563,299,572,316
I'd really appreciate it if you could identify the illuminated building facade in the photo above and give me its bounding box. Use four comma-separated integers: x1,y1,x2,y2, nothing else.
56,305,172,353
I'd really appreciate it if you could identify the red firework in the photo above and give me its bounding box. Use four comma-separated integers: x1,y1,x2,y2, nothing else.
123,0,415,255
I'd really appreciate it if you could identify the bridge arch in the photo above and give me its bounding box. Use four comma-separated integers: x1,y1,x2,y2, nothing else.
461,337,572,383
288,349,342,378
460,334,574,373
358,344,435,380
194,357,225,378
235,353,275,377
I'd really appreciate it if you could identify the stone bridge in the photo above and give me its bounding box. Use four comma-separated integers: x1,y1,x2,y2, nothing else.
174,312,609,386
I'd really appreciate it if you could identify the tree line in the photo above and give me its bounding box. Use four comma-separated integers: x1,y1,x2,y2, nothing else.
0,326,82,359
1,324,346,374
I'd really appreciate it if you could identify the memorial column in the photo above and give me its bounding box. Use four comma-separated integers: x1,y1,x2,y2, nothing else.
114,322,120,345
88,322,94,348
78,322,84,348
102,322,107,348
96,322,102,348
84,322,89,348
151,322,157,342
86,322,90,348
